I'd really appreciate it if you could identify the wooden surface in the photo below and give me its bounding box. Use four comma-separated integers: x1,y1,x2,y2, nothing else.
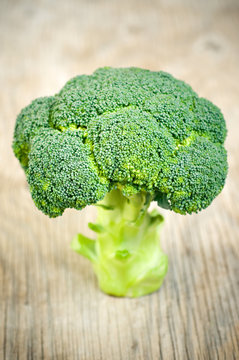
0,0,239,359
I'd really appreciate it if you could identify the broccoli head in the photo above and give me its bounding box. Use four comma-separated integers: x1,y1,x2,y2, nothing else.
13,67,228,297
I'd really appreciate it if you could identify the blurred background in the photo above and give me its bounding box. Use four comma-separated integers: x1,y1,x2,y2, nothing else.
0,0,239,359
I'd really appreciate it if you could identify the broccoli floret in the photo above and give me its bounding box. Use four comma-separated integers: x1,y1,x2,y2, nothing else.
27,129,109,217
87,108,176,191
13,96,55,168
13,67,228,297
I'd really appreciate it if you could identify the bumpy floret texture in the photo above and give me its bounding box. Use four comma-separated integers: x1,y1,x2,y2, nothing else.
13,67,227,217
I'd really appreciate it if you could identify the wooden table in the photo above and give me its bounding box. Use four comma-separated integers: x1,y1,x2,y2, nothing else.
0,0,238,358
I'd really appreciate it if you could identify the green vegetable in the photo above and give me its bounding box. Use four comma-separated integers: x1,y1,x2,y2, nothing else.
13,67,228,297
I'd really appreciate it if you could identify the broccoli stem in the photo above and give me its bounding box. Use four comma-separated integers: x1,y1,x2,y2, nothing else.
71,189,168,297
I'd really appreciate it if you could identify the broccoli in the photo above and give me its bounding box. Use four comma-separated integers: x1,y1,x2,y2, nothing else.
13,67,228,297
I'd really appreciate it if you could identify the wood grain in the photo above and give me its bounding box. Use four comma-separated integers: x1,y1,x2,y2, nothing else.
0,0,239,359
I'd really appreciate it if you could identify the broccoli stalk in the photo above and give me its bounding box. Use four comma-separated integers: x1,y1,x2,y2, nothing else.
71,189,168,297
